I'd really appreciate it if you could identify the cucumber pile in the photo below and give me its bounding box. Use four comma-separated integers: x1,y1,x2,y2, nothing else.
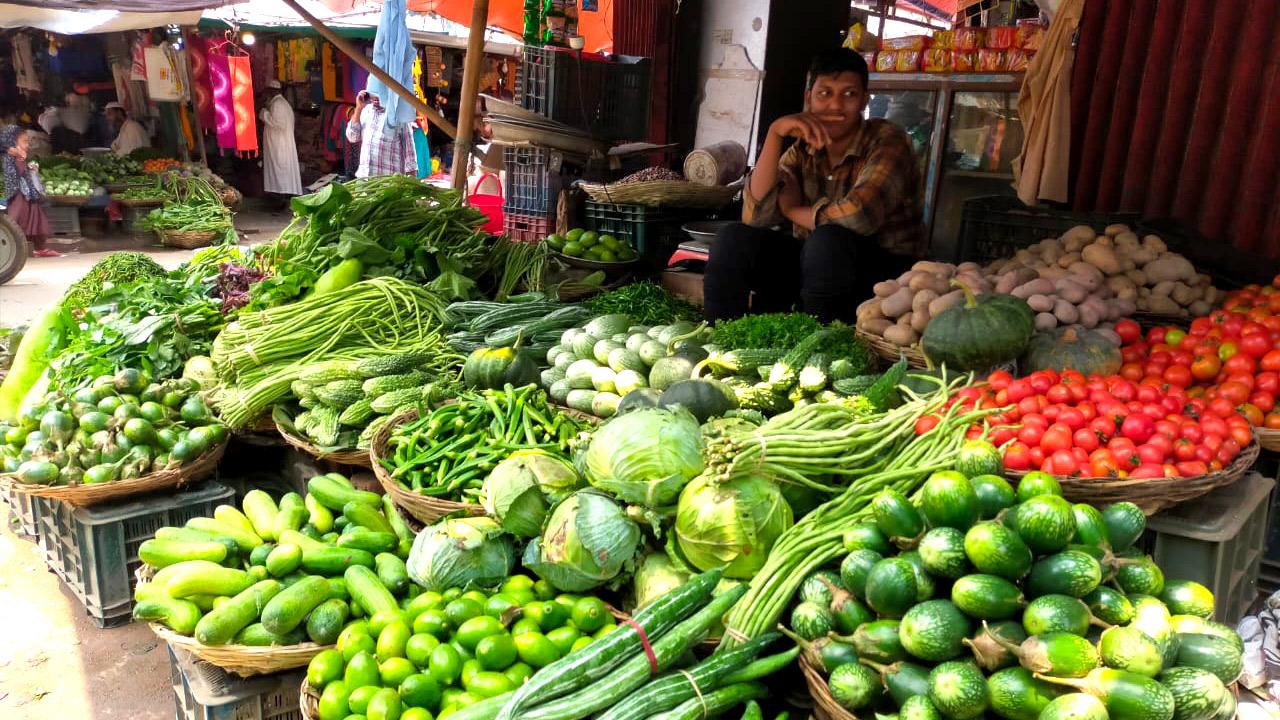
785,463,1242,720
133,474,418,645
307,572,620,720
281,351,460,451
444,297,593,358
0,368,225,486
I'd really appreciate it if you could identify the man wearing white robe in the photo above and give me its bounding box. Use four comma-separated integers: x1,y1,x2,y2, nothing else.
259,81,302,197
105,102,149,156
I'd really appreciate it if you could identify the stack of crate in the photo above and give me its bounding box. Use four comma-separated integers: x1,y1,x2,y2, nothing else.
502,145,562,243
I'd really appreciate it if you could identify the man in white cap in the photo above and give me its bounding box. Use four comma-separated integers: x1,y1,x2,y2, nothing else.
259,80,302,197
105,101,150,156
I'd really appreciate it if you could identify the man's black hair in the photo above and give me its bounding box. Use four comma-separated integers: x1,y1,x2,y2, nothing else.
807,48,869,91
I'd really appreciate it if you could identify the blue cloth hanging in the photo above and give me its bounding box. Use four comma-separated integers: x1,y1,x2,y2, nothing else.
363,0,417,137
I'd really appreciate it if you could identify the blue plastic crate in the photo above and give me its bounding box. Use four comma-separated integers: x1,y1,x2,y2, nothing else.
37,482,233,628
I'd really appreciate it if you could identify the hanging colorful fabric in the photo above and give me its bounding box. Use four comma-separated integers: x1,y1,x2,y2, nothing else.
186,33,215,131
322,43,338,102
130,37,147,81
276,41,287,82
228,54,258,156
208,53,237,152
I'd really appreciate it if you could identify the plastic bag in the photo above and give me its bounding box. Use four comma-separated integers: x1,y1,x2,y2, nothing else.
932,30,954,49
985,27,1018,50
977,49,1006,72
881,35,931,51
923,49,951,73
952,51,975,72
895,49,922,72
875,51,897,73
953,28,984,51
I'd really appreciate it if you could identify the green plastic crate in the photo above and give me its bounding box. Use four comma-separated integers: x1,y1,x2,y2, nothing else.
1139,472,1274,623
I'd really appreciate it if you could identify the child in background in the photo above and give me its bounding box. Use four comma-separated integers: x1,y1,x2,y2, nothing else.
1,125,58,258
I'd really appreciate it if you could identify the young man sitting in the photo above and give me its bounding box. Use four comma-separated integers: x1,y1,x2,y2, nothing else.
704,48,925,324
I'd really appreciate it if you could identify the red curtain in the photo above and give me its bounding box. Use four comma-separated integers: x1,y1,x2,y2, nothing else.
1069,0,1280,256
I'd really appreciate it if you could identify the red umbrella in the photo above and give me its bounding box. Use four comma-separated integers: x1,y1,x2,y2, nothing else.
316,0,615,53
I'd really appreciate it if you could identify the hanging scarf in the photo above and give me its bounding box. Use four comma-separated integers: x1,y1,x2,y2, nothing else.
208,53,237,152
186,33,215,131
229,55,258,156
322,43,338,102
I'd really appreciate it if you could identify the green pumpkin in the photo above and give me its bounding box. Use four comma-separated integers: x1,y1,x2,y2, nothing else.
658,379,738,422
1021,326,1122,376
463,345,540,389
921,281,1034,372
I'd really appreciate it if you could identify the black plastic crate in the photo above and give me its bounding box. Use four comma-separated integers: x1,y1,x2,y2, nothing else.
2,483,39,539
582,201,702,268
956,195,1140,264
503,145,563,218
517,46,652,141
169,645,304,720
36,482,233,628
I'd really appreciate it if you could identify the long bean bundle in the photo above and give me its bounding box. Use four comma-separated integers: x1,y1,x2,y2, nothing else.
211,277,454,427
717,377,1005,649
136,175,235,242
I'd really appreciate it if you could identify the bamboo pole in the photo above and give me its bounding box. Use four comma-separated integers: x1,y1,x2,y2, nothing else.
278,0,458,138
450,0,490,191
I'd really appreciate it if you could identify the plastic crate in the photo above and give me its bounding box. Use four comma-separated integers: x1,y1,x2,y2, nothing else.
2,483,39,539
956,195,1140,263
169,645,304,720
48,205,81,235
517,46,652,141
504,212,554,244
1139,472,1275,623
503,145,564,218
36,482,233,628
582,201,699,268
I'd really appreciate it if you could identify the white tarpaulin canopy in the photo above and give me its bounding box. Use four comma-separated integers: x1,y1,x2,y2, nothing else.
0,5,204,32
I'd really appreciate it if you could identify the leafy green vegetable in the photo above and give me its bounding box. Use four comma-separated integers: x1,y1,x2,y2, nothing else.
584,283,701,325
406,516,515,592
62,252,166,311
710,313,823,351
864,357,908,412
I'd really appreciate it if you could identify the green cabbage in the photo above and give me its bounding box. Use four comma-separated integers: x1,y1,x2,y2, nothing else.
632,552,691,610
481,449,582,537
584,407,704,507
674,473,793,579
523,490,641,592
407,516,514,591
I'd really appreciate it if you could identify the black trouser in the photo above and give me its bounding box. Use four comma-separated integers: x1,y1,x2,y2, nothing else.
703,222,915,324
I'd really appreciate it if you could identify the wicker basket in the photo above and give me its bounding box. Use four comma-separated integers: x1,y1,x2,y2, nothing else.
2,440,226,508
370,409,487,524
47,194,91,207
578,180,740,209
301,680,320,719
158,229,220,249
1007,439,1260,514
855,326,929,369
151,623,330,677
800,654,856,720
115,196,165,208
1257,428,1280,452
275,417,372,469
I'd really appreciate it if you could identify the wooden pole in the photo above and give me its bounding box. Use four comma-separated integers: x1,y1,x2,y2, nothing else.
450,0,490,191
278,0,458,138
180,38,209,167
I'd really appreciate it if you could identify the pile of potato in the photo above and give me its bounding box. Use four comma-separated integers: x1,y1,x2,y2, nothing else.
986,224,1219,318
857,261,988,348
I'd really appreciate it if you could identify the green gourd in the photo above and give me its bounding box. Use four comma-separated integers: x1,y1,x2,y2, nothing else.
921,280,1034,371
463,345,539,390
1020,327,1123,376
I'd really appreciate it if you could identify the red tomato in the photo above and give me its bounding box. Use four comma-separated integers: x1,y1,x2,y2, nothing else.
1028,446,1046,467
1147,327,1168,346
1217,446,1238,465
1003,442,1032,470
1057,407,1086,431
1131,464,1165,479
1169,349,1194,367
1135,385,1161,404
1077,402,1097,422
1048,449,1079,476
1121,346,1148,365
1190,317,1213,336
1018,423,1045,447
1018,396,1046,417
1206,397,1236,419
1046,385,1073,405
1172,438,1198,461
965,425,985,440
1153,419,1180,441
1201,415,1229,440
1230,422,1254,446
1195,445,1215,463
1251,391,1276,413
1239,333,1271,359
915,415,941,435
1265,411,1280,429
1089,449,1120,477
1073,428,1100,452
1163,365,1193,389
1120,414,1156,444
990,426,1017,446
1119,363,1145,382
1006,379,1033,403
1021,413,1049,429
1217,381,1251,406
1225,373,1256,391
1137,443,1167,466
1108,438,1141,470
1111,381,1137,402
1115,319,1142,344
1190,354,1222,382
1090,416,1117,439
1225,354,1258,376
988,370,1013,391
1260,350,1280,373
1256,372,1280,395
1028,373,1053,395
1179,423,1203,443
1040,423,1074,453
1176,461,1210,476
1160,395,1184,416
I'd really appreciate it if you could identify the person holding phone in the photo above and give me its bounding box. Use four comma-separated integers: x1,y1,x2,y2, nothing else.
703,49,924,324
345,89,417,179
2,125,58,257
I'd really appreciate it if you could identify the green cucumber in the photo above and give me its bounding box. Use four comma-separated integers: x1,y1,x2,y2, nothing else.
1023,595,1095,637
343,501,394,534
1084,586,1135,626
138,539,228,568
1160,580,1214,619
383,495,414,545
965,621,1027,672
307,475,381,511
963,522,1033,580
133,597,203,634
851,620,906,664
242,490,281,541
918,527,971,579
1098,625,1163,677
1159,667,1229,720
306,494,335,533
1040,693,1109,720
1010,495,1076,555
970,474,1017,520
649,682,768,720
165,561,253,599
235,622,306,646
839,548,884,601
344,565,399,617
265,544,303,578
1101,502,1145,552
860,659,931,707
1038,668,1176,720
919,470,980,530
864,558,918,619
899,599,971,662
1026,550,1102,598
307,598,351,645
301,547,375,576
1070,504,1112,550
375,552,410,595
951,574,1026,620
154,526,240,563
273,505,308,539
986,666,1065,720
185,516,262,553
261,575,331,635
337,528,398,554
1173,633,1242,684
1130,596,1177,667
927,660,989,720
871,489,926,545
193,579,283,646
900,550,936,602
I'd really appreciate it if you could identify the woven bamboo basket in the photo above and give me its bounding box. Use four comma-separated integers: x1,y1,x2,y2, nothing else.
2,439,226,508
1256,427,1280,452
301,680,320,719
855,326,928,369
158,229,220,249
151,623,330,677
1007,439,1260,514
115,196,165,208
275,421,372,468
578,180,740,208
47,194,91,207
800,654,856,720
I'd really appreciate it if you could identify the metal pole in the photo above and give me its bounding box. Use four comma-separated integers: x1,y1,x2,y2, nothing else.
451,0,490,191
278,0,458,138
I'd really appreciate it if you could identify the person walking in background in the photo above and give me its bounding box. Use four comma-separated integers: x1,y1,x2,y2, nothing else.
345,89,416,179
259,80,302,199
104,101,149,156
2,125,58,258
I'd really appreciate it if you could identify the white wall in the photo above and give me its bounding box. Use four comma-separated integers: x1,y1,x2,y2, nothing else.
693,0,772,161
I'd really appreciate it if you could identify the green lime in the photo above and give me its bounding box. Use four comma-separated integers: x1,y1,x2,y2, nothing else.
599,234,620,250
484,593,519,619
399,673,441,709
546,626,581,656
617,247,638,261
377,621,412,662
369,609,407,636
460,658,484,688
561,241,583,257
501,575,535,594
578,231,599,247
405,592,443,620
510,618,541,636
468,671,515,699
545,234,565,250
428,644,462,686
380,657,417,687
441,588,463,602
593,623,618,640
532,580,556,602
405,633,440,668
599,250,618,262
367,687,402,720
585,247,605,260
338,629,377,662
513,632,560,668
565,228,584,242
444,598,482,627
456,616,505,651
307,649,344,690
402,708,432,720
504,661,534,688
570,597,610,633
348,684,381,714
570,636,593,653
475,633,517,670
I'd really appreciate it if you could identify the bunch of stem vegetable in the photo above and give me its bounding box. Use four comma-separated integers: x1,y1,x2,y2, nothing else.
717,377,1006,649
384,384,588,499
211,278,453,427
485,237,550,301
136,175,234,242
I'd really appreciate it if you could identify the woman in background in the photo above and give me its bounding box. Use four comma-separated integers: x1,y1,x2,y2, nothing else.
2,125,58,258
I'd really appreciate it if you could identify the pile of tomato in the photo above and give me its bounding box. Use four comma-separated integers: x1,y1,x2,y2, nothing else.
944,368,1251,478
1113,291,1280,429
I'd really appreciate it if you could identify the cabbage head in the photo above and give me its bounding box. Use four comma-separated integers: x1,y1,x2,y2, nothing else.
523,490,641,592
584,407,704,507
481,449,582,537
674,473,793,579
407,516,514,591
632,552,691,610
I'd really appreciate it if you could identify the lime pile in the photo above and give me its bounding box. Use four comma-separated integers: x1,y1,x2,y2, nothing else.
545,229,639,263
